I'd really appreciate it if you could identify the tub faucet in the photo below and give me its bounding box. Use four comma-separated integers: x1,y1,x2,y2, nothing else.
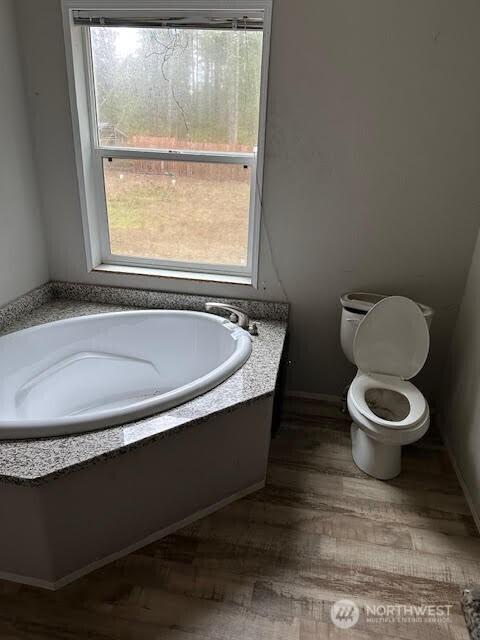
205,302,258,335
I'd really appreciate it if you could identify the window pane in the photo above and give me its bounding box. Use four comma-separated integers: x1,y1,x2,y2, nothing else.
103,158,251,266
90,27,263,152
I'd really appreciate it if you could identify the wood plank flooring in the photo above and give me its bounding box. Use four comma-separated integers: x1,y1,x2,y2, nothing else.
1,398,479,639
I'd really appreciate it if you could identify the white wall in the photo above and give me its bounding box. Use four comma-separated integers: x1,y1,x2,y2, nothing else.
0,0,49,306
440,228,480,527
15,0,480,399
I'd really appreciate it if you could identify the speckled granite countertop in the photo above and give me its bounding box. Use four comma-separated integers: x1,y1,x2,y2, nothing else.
0,292,287,486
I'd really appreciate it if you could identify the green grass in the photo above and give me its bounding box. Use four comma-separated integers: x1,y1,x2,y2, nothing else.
104,170,250,266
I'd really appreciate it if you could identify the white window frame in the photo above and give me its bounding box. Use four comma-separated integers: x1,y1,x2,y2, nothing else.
62,0,272,286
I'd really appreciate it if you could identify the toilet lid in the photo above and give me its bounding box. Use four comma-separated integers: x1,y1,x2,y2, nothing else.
353,296,430,380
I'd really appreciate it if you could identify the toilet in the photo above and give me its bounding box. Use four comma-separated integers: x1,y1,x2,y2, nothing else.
341,294,432,480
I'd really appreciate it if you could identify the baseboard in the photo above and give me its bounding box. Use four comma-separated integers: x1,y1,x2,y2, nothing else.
0,480,265,591
286,391,343,406
0,570,55,591
441,429,480,535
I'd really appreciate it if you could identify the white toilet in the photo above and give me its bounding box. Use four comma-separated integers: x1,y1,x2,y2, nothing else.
340,294,432,480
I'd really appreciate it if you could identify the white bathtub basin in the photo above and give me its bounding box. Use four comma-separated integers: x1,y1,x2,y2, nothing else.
0,310,252,439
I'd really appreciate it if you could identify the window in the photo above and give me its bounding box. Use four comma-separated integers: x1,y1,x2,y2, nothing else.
62,1,272,285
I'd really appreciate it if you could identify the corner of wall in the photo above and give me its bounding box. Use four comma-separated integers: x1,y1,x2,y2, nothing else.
0,0,50,306
437,226,480,534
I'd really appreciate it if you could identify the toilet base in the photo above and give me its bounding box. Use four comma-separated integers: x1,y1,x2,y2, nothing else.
351,423,401,480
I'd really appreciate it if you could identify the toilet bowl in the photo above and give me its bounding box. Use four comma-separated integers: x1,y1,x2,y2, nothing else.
344,296,430,480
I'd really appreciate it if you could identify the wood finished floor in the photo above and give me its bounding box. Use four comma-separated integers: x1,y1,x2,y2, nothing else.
1,398,479,639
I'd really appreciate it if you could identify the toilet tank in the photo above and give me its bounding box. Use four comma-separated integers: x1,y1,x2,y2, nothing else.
340,292,434,365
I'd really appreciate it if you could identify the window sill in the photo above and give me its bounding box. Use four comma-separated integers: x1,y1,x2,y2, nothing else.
93,263,254,287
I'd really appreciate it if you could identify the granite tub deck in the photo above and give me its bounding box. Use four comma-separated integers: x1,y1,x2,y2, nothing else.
0,285,287,588
0,291,288,485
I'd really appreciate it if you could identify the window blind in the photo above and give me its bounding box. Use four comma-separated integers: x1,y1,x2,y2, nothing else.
72,10,263,30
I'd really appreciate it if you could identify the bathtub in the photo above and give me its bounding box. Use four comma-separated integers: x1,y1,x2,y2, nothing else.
0,310,252,439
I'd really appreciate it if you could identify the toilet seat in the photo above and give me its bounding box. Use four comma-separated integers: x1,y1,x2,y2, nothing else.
353,296,430,381
349,371,427,429
350,296,430,430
